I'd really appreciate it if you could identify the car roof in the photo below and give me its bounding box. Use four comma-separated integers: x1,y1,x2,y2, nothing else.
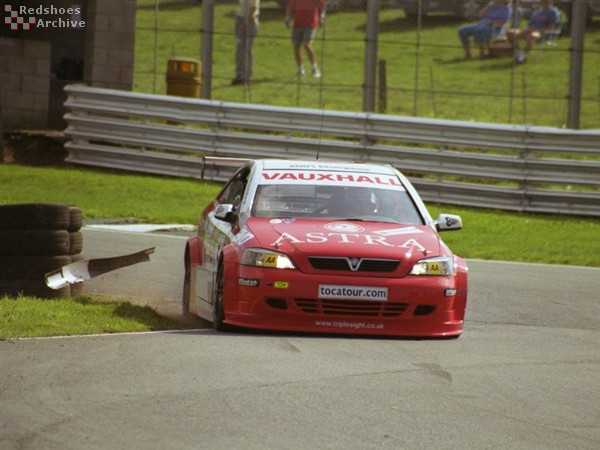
257,159,398,176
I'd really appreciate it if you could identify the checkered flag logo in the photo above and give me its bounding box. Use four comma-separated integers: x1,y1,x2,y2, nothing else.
5,5,36,30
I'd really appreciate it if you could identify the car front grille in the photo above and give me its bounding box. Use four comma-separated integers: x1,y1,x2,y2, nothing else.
294,298,408,317
308,257,400,272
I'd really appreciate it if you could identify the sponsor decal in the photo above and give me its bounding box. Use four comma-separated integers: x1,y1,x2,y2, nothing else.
325,222,365,233
262,254,279,267
315,320,385,330
233,229,254,245
287,163,369,171
445,216,459,227
260,171,406,190
273,281,289,289
318,284,388,301
374,226,424,237
427,262,443,274
238,277,259,287
270,218,295,224
271,230,425,250
444,288,457,297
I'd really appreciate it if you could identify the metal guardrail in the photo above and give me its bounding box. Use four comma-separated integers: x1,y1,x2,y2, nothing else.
63,84,600,217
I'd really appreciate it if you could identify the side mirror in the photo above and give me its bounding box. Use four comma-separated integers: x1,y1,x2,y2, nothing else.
214,204,237,224
435,213,462,232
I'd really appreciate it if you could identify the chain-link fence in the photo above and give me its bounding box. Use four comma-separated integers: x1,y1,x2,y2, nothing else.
134,0,600,129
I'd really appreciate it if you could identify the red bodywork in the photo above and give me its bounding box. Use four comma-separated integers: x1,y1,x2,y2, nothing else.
194,217,467,337
184,160,468,338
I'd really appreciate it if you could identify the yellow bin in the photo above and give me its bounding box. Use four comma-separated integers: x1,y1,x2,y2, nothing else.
166,58,201,97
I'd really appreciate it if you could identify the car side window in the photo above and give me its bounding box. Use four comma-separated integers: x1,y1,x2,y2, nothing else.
217,168,249,208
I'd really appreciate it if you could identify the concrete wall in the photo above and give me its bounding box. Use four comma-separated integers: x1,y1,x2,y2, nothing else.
1,0,136,131
84,0,136,90
1,38,51,130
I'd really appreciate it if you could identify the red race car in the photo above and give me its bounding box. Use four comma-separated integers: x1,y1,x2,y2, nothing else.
183,160,468,337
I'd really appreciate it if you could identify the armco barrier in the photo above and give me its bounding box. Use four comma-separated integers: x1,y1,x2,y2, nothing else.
63,84,600,217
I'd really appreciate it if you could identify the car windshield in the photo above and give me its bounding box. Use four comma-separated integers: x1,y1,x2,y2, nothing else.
251,184,424,224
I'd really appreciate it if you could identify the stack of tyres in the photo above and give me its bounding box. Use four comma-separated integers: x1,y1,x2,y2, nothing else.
0,203,84,298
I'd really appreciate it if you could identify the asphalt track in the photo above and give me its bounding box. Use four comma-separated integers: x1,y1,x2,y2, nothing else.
1,228,599,449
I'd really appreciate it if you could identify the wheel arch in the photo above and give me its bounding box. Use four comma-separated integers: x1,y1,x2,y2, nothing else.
218,246,242,319
185,235,203,267
453,255,468,321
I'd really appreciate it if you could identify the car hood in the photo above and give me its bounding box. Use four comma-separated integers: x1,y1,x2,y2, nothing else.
244,218,444,264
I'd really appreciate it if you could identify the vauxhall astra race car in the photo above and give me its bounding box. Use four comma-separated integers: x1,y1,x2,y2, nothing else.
183,160,468,338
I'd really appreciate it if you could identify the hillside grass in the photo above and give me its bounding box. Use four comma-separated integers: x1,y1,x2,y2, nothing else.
134,0,600,128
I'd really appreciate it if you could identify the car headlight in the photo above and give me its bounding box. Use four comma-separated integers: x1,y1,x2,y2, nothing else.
241,248,296,269
409,256,455,276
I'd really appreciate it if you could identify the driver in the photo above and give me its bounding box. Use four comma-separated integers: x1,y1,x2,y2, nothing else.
343,188,378,216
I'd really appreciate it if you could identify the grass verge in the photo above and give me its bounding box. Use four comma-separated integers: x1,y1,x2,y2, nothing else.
0,164,221,224
0,294,192,340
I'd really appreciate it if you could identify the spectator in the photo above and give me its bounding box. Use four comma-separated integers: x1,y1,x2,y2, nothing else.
508,0,560,64
285,0,325,78
458,0,512,60
232,0,260,86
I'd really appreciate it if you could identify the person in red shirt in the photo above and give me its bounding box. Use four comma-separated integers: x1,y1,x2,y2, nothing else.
285,0,325,78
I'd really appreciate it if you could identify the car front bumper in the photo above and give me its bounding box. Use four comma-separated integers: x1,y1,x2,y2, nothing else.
222,263,467,337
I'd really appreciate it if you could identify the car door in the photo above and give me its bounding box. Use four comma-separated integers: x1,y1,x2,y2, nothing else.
196,166,251,311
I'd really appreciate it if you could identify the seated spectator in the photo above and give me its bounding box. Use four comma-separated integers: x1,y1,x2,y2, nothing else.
458,0,512,60
508,0,560,64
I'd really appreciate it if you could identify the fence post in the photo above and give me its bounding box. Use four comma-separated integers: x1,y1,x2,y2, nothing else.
567,0,586,129
378,59,387,114
200,0,215,100
363,0,380,112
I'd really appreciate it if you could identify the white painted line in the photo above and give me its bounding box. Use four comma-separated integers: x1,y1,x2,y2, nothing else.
7,328,213,341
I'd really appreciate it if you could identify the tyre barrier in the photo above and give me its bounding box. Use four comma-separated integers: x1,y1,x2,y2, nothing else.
0,203,84,299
